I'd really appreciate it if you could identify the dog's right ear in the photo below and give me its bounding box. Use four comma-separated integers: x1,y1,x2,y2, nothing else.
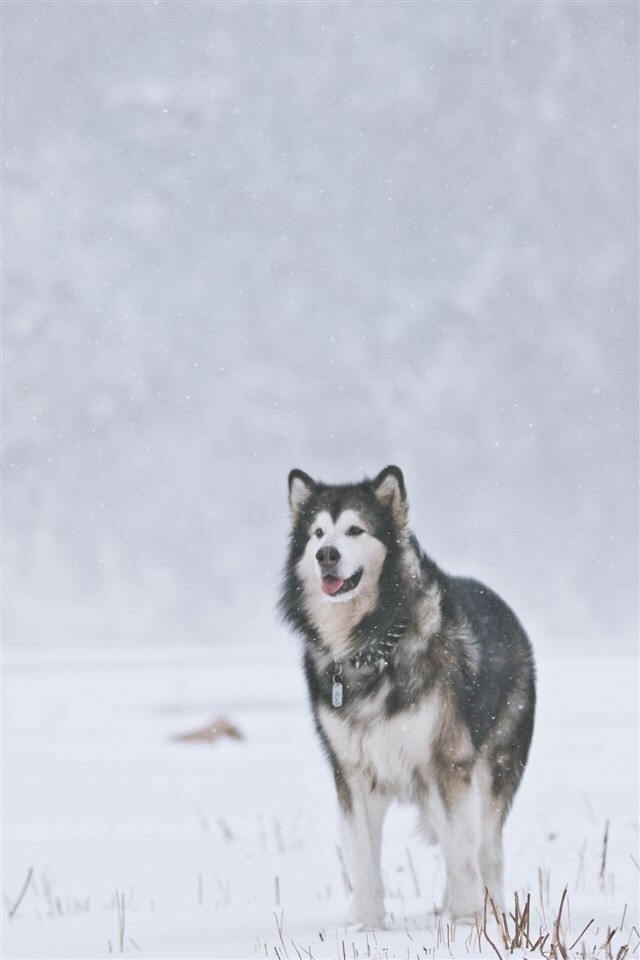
288,469,316,520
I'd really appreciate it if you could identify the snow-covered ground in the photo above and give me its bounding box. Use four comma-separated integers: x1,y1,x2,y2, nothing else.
2,642,638,959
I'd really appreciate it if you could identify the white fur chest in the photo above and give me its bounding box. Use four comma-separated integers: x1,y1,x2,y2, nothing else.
318,695,442,801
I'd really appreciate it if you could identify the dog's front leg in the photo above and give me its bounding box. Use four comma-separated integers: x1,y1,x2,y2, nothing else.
430,770,484,921
339,782,389,929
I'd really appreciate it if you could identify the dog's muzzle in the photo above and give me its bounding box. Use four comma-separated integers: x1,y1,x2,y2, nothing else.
315,546,363,597
316,545,344,596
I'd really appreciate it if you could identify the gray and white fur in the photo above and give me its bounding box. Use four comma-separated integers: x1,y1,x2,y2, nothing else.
280,466,535,927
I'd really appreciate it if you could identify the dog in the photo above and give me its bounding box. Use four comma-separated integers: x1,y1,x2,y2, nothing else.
280,466,535,927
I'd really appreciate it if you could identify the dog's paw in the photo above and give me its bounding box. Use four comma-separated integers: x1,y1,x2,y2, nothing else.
448,906,482,925
432,889,449,916
348,896,386,930
347,904,387,930
346,916,387,932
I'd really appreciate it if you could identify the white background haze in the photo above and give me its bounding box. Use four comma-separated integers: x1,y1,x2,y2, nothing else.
3,0,638,655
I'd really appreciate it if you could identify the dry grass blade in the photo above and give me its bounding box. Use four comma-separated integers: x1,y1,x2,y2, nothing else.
568,918,594,951
509,890,533,949
115,890,125,954
274,910,289,960
602,926,618,957
522,891,532,948
482,888,504,960
483,922,505,960
530,932,549,953
6,867,34,920
538,866,549,926
487,892,510,949
550,885,568,959
600,820,610,885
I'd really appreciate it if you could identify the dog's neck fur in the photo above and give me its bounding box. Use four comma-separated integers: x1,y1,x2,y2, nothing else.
303,577,380,657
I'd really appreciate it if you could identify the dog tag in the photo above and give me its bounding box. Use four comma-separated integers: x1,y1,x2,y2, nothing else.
332,661,344,708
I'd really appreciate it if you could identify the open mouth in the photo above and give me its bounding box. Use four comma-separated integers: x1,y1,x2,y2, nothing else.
321,568,363,597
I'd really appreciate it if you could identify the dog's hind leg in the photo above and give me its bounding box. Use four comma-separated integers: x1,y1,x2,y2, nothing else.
477,764,505,911
339,782,390,929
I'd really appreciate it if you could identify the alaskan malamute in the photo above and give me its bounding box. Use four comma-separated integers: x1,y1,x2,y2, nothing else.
280,466,535,927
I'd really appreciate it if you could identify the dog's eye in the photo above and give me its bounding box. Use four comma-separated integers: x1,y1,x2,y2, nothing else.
314,528,324,539
346,525,365,537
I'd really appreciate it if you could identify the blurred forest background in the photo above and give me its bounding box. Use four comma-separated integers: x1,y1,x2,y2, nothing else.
3,0,638,653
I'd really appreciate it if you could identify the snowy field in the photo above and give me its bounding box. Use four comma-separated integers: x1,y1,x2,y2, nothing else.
2,641,638,960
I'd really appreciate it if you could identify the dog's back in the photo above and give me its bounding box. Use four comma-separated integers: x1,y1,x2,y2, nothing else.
439,572,536,800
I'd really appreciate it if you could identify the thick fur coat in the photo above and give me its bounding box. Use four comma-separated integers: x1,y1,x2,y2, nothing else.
280,466,535,926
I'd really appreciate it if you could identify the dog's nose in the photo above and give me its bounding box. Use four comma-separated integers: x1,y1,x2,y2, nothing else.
316,545,340,567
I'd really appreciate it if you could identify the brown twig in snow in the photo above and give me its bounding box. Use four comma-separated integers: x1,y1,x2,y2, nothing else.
568,918,594,950
274,910,289,960
6,867,34,919
600,820,610,886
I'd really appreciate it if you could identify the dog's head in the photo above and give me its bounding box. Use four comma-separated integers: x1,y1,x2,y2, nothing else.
286,466,408,606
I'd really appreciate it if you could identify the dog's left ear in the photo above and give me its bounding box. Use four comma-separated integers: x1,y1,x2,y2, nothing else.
288,469,316,521
373,466,408,527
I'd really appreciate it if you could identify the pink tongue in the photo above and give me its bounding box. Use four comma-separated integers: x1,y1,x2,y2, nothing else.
322,575,344,596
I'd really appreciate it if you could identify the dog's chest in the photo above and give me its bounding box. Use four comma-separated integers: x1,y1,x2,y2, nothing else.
318,696,441,799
